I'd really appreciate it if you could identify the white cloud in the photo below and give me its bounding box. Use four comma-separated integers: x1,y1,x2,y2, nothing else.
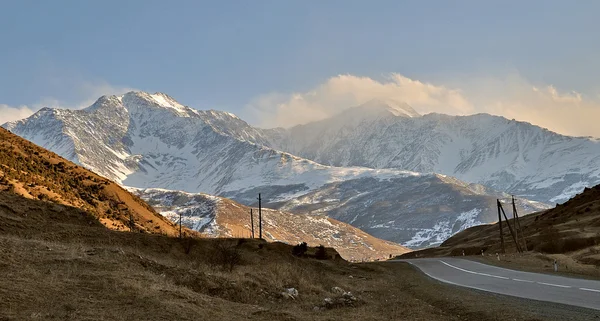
245,74,473,128
245,72,600,137
0,104,35,124
72,81,137,109
463,73,600,137
0,81,136,125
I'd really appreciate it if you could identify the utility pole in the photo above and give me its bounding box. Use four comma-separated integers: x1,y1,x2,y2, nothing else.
258,193,262,239
250,208,255,238
512,196,527,251
511,197,518,249
497,199,505,253
179,211,182,239
498,200,522,253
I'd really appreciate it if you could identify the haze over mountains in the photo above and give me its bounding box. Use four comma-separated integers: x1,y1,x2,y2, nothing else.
8,91,591,247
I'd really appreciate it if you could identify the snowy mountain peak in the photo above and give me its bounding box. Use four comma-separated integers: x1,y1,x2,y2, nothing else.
85,95,125,112
357,99,421,118
118,91,193,116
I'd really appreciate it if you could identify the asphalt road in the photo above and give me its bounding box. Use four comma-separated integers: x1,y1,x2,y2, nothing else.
402,257,600,311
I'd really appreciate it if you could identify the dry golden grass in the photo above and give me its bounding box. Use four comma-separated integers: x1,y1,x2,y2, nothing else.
1,191,595,321
0,127,185,236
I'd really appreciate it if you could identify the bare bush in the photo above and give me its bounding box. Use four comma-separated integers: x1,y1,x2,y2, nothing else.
180,237,196,255
534,227,562,253
292,242,308,257
209,240,242,272
562,237,599,252
315,245,328,260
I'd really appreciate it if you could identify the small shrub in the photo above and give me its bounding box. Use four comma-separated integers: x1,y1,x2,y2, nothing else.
561,237,598,252
534,227,562,253
315,245,328,260
209,241,242,272
180,236,196,255
292,242,308,257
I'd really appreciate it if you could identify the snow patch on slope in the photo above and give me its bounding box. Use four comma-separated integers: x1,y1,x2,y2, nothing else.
403,208,484,248
549,181,589,203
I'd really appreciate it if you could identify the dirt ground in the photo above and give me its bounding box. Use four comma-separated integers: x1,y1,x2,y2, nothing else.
2,195,600,320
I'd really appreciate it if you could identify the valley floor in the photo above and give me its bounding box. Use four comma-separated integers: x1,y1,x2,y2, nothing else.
1,195,598,320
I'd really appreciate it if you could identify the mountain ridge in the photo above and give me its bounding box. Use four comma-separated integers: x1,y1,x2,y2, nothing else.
261,106,600,204
2,91,551,247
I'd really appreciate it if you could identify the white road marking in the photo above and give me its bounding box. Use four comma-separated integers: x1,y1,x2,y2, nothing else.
440,260,574,288
536,282,571,288
512,278,535,283
405,261,492,293
487,274,510,280
440,260,509,279
405,259,600,304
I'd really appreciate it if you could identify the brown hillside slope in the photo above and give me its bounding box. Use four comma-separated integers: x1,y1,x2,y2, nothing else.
216,197,409,261
401,185,600,275
0,127,181,236
1,191,594,321
134,188,410,261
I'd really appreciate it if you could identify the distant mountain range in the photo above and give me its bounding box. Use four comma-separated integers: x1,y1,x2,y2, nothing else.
261,99,600,204
4,91,577,248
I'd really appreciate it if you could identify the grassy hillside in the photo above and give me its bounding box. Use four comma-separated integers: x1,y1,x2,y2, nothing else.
1,191,592,321
0,127,182,236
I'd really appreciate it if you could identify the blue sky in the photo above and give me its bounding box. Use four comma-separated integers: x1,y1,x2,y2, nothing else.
2,1,600,135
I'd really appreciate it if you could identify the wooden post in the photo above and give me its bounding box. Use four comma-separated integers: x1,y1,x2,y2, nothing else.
512,196,527,251
258,193,262,240
179,211,182,239
499,200,522,253
250,208,255,238
511,196,519,249
129,213,136,233
498,200,505,253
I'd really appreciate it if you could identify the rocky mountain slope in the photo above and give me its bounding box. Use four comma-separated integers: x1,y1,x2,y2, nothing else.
2,91,549,247
0,127,181,235
268,174,546,247
262,99,600,204
131,188,409,261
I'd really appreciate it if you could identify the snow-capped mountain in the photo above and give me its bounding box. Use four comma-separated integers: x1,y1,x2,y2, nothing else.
130,188,410,261
2,91,549,248
262,100,600,204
